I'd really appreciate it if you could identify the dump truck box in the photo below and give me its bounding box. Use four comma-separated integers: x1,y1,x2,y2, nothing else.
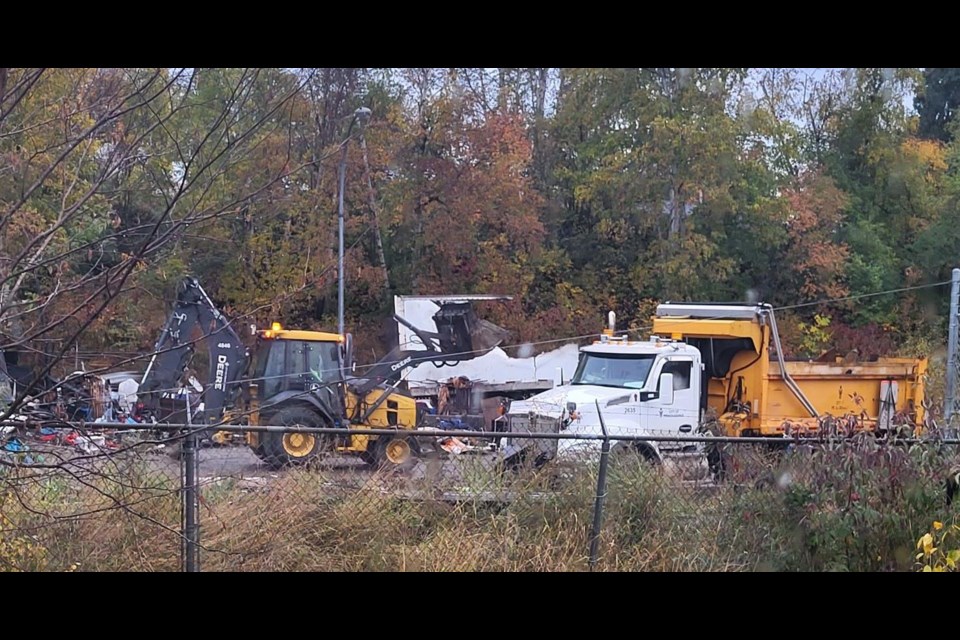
652,303,927,437
757,359,925,435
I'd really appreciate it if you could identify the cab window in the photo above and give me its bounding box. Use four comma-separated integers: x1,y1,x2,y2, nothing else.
658,361,691,391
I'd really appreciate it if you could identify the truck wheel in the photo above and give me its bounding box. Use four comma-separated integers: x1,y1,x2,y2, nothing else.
609,443,660,475
258,406,331,469
702,421,730,482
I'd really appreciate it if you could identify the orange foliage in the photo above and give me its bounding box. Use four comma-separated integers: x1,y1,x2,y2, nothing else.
400,109,545,299
900,138,947,175
782,172,849,302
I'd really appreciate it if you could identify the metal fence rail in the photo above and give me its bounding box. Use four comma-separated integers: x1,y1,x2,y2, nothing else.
1,419,959,572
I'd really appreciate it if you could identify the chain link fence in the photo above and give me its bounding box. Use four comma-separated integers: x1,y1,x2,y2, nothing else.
2,420,959,571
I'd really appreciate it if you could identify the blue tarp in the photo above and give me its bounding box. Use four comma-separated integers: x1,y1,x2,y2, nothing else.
2,438,28,452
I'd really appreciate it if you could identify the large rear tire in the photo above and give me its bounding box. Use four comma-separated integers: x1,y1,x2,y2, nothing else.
258,406,332,469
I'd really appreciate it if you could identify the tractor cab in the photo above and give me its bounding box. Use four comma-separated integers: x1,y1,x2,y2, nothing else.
252,323,348,408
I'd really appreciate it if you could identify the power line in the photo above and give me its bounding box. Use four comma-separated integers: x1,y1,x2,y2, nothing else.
772,280,951,312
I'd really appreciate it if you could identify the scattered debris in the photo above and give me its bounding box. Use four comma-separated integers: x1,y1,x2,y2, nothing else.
0,437,45,466
436,375,473,415
436,417,469,430
2,437,27,453
72,434,107,454
439,436,469,454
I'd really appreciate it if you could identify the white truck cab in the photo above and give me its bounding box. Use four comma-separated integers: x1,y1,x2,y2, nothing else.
504,319,704,464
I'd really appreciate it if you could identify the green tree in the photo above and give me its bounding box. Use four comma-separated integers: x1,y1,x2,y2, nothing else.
916,68,960,142
546,68,781,323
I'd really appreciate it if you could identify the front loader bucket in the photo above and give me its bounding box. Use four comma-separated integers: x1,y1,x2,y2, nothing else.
432,302,511,359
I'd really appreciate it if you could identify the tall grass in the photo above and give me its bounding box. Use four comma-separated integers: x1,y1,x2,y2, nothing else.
2,440,959,571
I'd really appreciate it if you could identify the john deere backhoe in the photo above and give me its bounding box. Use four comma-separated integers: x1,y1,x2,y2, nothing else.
138,277,509,468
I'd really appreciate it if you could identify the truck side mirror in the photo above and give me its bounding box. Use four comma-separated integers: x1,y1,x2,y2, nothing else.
659,373,675,406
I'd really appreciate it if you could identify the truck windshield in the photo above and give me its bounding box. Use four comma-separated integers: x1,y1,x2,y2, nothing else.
571,353,656,389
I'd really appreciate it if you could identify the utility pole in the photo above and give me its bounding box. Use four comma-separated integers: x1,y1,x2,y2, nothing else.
946,268,960,431
337,107,372,338
181,393,200,572
358,131,391,301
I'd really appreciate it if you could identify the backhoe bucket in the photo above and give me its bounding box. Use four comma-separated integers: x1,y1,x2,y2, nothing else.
432,303,511,359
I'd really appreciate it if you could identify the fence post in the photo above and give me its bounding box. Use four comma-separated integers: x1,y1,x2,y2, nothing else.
588,400,611,571
181,395,200,572
947,268,960,434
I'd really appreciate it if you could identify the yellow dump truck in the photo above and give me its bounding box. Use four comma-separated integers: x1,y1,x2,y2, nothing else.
503,303,927,466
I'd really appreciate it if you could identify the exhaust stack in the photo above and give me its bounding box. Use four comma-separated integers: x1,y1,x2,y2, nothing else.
602,311,617,338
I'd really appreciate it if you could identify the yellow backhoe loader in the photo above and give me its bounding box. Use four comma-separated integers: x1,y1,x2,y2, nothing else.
138,277,509,468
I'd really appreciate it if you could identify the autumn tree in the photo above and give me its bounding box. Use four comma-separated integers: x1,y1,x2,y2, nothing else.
0,68,313,413
5,66,958,383
375,80,547,340
780,171,850,303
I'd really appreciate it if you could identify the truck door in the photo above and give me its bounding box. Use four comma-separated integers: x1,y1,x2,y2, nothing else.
645,357,699,444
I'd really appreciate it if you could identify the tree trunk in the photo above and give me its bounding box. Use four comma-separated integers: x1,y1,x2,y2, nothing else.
0,68,8,107
358,132,391,301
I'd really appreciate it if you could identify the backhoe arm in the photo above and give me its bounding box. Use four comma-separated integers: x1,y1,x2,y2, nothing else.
139,277,248,424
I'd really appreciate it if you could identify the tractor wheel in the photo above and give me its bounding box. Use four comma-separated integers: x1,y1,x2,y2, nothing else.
191,412,218,447
258,406,332,469
368,434,421,471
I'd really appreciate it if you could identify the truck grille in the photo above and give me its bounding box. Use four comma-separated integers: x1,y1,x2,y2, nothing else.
507,413,559,462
